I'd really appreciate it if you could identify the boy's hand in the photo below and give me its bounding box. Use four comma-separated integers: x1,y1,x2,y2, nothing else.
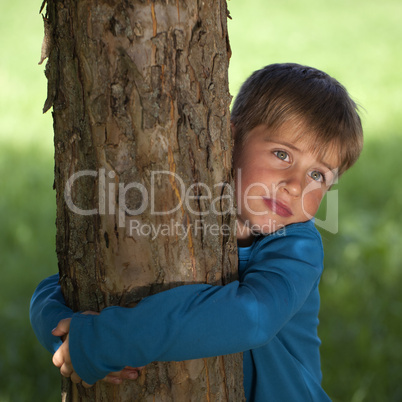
51,313,144,387
59,366,145,388
51,313,99,384
51,317,95,387
52,318,74,378
52,316,71,340
103,366,145,385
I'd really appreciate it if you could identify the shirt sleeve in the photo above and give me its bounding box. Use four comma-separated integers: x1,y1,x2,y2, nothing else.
69,223,324,385
29,274,74,354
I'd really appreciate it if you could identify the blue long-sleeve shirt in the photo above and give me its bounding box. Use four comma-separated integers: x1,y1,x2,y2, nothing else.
30,220,331,401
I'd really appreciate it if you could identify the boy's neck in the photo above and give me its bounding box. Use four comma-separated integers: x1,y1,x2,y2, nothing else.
236,220,255,247
237,236,255,248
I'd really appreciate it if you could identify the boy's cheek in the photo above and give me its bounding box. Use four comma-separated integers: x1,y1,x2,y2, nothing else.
302,190,324,218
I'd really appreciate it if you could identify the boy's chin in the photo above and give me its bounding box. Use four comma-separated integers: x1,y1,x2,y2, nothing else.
236,218,287,237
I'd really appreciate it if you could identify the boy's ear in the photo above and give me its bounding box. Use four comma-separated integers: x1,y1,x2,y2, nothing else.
230,123,236,139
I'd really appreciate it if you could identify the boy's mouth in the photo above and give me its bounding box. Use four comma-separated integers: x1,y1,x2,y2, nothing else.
262,197,293,218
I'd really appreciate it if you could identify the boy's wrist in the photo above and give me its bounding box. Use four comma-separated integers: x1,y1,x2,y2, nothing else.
69,312,109,385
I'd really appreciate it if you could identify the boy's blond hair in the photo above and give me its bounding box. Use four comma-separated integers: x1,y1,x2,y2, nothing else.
231,63,363,175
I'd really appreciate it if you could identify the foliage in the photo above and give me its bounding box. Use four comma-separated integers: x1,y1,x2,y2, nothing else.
318,138,402,402
0,145,60,401
227,2,402,398
1,0,402,400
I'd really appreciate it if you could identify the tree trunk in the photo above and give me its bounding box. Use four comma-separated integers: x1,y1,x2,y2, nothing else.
43,0,244,400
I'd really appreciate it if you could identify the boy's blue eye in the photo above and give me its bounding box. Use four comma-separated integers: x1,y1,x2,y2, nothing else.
274,151,289,161
310,171,324,182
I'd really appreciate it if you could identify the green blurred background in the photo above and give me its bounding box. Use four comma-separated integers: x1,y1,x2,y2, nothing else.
1,0,401,401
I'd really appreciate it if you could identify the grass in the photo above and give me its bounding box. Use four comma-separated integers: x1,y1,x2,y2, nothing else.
1,0,402,400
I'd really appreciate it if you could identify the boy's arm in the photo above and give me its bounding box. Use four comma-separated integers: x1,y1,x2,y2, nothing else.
30,274,74,354
67,222,324,385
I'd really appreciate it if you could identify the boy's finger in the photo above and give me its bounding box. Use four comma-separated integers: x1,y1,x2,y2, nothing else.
52,347,63,368
52,318,72,337
82,310,100,316
123,367,142,379
119,370,139,380
52,339,70,368
70,371,82,384
60,362,74,378
119,366,145,380
103,375,123,384
122,366,145,373
102,367,141,383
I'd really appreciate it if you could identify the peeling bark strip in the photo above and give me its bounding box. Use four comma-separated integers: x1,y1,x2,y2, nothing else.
44,0,244,400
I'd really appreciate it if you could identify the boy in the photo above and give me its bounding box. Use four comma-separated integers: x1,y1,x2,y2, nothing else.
30,63,363,401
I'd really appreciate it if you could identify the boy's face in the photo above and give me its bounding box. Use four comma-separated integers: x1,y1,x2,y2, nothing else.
234,122,338,241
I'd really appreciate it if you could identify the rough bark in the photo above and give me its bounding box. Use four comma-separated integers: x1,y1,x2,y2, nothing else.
43,0,244,400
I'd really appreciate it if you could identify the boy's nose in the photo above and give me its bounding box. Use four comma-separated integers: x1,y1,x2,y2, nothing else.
279,175,303,197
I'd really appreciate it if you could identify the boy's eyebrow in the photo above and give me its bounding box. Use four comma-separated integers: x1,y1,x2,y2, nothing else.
265,139,300,151
320,160,337,172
